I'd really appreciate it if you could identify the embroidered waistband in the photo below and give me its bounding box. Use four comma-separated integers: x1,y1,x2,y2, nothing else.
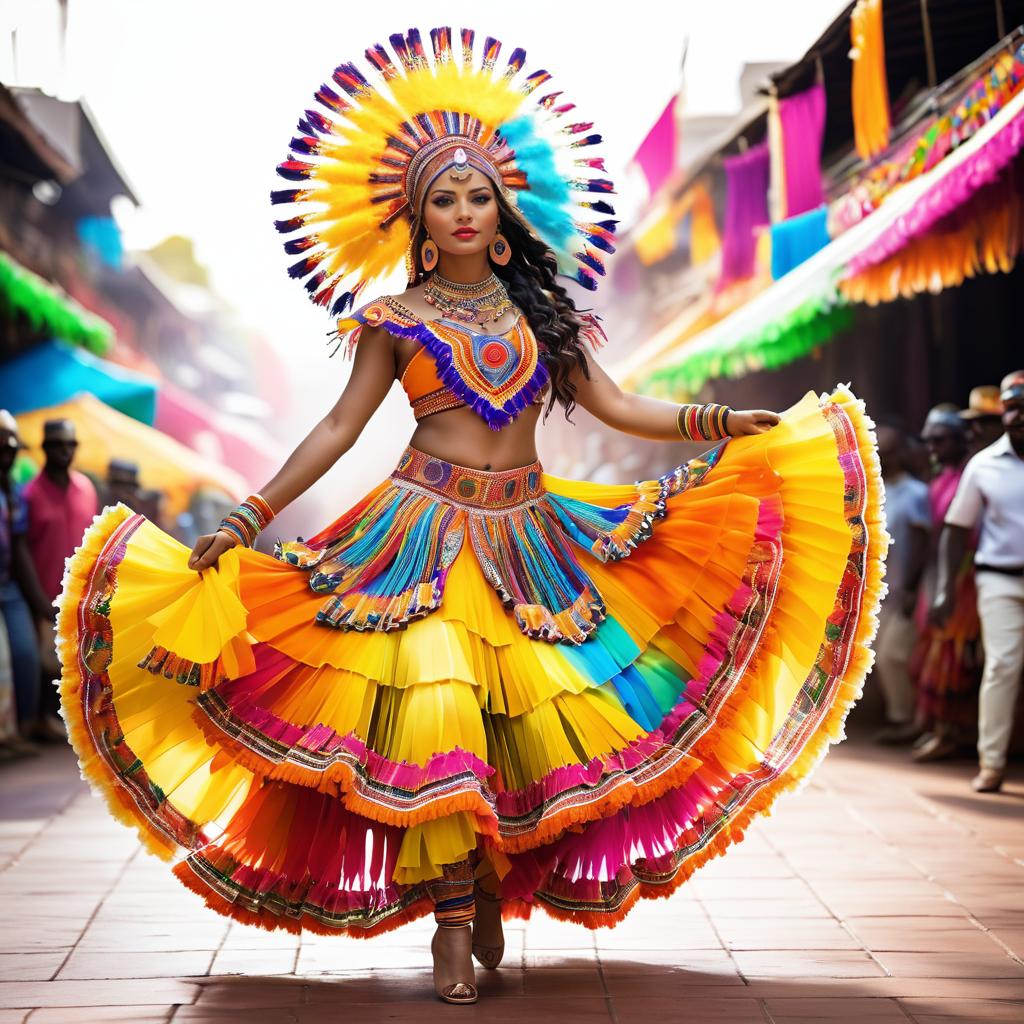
391,445,544,510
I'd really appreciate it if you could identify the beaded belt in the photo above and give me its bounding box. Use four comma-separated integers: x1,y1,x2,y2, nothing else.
391,445,544,511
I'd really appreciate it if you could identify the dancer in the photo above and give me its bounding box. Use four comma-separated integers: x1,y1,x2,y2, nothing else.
55,28,887,1005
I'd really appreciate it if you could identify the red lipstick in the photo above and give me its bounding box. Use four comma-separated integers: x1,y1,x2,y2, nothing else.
452,228,479,239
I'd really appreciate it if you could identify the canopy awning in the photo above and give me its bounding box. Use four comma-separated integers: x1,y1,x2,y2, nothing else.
0,251,115,355
16,393,247,519
0,338,157,423
628,85,1024,397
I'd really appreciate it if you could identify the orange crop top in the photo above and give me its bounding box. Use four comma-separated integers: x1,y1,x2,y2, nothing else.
337,296,550,431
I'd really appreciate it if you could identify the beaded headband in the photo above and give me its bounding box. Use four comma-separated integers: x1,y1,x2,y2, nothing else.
406,137,507,214
272,27,617,318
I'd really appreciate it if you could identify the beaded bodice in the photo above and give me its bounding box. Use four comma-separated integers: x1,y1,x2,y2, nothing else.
335,296,550,431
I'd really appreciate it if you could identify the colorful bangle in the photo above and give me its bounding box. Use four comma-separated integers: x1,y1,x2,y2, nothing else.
675,403,734,442
218,493,276,548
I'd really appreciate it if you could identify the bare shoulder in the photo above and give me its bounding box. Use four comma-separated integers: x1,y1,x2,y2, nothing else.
382,285,434,322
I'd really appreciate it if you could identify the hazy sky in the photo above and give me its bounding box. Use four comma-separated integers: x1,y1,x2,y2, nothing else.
1,0,849,491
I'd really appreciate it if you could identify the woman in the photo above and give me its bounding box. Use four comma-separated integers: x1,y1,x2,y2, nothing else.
911,406,980,762
56,29,886,1006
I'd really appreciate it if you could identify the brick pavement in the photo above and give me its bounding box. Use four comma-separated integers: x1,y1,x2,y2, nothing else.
0,739,1021,1023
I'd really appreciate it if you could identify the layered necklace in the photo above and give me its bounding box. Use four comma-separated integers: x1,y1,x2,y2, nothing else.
423,271,513,327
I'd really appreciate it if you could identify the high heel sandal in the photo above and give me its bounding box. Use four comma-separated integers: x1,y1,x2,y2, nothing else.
431,926,479,1005
471,881,505,970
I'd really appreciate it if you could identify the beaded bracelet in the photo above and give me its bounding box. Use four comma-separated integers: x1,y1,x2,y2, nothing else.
675,403,733,442
218,493,275,548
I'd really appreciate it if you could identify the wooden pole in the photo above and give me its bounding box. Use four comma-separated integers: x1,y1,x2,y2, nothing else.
920,0,938,89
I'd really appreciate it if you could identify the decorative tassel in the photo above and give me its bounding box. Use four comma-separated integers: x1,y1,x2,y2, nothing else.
315,84,348,115
581,200,615,215
274,216,305,233
365,44,399,80
304,109,333,134
276,160,315,181
461,28,475,67
283,235,318,255
569,134,603,149
288,252,325,279
430,26,453,65
270,188,310,206
289,136,320,156
482,36,501,73
505,47,526,78
522,69,551,94
330,291,355,317
304,267,329,293
332,62,371,97
576,250,606,275
564,122,594,135
571,179,615,194
407,28,427,67
575,157,607,171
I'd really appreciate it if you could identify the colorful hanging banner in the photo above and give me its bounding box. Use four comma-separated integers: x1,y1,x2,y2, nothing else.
631,94,679,198
778,82,827,218
851,0,891,159
718,142,770,288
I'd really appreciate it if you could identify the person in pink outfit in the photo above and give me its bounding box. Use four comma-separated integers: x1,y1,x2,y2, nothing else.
22,419,98,738
911,406,979,763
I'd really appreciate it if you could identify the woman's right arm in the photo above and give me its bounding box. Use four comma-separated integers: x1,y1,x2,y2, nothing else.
188,325,396,570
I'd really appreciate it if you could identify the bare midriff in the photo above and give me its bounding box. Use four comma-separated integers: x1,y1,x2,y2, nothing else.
407,402,543,472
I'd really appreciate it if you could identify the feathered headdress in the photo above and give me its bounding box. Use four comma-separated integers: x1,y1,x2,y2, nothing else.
272,27,617,317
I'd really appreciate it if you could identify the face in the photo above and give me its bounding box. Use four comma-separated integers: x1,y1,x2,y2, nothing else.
1003,396,1024,448
43,438,78,472
875,426,905,477
922,427,965,467
421,169,500,258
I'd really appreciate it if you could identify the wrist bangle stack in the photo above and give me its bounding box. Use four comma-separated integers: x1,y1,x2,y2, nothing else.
218,493,275,548
675,403,733,442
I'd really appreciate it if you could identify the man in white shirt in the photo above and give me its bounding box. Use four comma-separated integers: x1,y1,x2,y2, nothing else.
934,372,1024,792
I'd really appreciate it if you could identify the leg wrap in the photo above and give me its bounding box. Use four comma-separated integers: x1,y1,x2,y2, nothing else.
426,857,476,928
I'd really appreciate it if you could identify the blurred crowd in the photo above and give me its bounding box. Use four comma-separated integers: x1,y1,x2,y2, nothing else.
872,370,1024,794
0,412,219,759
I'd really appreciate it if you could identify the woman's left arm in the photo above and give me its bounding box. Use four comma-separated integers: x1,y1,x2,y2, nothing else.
570,348,780,440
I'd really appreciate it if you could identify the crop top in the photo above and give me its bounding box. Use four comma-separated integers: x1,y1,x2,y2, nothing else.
335,296,550,431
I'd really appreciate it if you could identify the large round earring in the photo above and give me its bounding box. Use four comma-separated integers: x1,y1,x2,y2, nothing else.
489,230,512,266
420,234,439,273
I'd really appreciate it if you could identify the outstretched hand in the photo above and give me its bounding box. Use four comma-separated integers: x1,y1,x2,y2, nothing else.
729,409,781,436
187,530,238,573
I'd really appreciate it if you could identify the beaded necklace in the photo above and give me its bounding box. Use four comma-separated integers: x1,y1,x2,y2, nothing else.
423,272,513,326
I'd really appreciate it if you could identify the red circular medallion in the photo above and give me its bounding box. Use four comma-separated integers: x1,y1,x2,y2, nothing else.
482,341,508,367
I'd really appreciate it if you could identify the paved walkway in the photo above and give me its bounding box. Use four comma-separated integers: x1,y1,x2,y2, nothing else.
0,739,1021,1024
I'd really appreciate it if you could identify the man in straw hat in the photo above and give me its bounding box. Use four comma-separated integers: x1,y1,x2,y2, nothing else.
960,385,1005,455
934,372,1024,792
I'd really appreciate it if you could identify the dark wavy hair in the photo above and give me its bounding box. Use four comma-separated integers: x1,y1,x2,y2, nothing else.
409,189,591,420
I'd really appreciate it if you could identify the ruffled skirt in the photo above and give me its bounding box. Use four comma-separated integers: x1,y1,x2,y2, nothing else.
56,386,887,936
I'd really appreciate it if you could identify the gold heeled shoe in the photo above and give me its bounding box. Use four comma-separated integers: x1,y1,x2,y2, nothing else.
431,927,479,1005
472,882,505,970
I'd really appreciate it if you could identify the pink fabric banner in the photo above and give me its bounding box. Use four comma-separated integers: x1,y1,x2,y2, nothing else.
845,101,1024,276
632,95,679,196
779,82,827,218
718,141,770,288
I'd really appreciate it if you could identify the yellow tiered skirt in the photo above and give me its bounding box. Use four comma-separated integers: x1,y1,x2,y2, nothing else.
56,386,887,935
